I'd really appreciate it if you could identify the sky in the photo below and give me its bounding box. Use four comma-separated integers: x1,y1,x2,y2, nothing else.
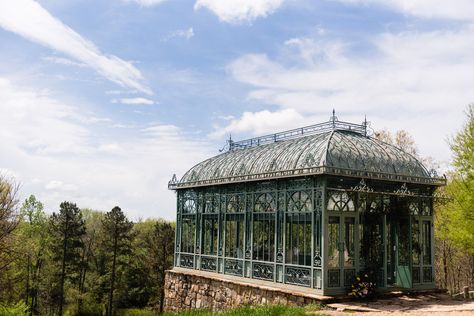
0,0,472,220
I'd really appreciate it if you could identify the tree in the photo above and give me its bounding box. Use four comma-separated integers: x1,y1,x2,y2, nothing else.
17,195,49,314
148,221,174,313
445,104,474,254
101,206,133,316
374,129,418,156
0,174,19,273
50,202,86,315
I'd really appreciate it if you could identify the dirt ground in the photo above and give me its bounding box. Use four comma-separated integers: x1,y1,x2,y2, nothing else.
318,293,474,315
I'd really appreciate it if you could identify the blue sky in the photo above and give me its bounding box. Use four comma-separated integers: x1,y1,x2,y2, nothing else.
0,0,473,220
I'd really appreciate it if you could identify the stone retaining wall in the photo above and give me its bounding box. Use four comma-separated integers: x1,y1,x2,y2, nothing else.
163,269,328,312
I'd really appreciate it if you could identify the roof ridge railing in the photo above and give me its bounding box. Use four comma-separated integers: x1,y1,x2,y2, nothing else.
229,111,367,151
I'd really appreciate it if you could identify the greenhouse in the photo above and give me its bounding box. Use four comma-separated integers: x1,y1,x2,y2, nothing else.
168,113,445,295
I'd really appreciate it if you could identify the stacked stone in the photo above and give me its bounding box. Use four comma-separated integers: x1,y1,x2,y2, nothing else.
163,271,319,312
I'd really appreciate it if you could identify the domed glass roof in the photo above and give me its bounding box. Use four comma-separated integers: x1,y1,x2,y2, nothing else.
170,117,441,189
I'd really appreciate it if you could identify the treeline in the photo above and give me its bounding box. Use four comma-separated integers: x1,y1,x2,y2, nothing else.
434,105,474,295
0,191,174,315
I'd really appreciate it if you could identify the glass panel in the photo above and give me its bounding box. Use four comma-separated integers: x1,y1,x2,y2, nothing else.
398,218,410,265
344,217,355,267
327,192,355,212
254,193,276,212
412,220,420,265
202,215,218,255
253,213,275,262
183,199,197,214
204,194,219,213
181,216,195,253
360,213,384,270
225,214,244,258
227,194,244,213
422,221,432,265
288,191,312,212
328,216,340,268
285,212,311,266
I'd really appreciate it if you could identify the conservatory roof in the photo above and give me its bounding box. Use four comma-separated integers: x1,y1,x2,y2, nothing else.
169,114,445,189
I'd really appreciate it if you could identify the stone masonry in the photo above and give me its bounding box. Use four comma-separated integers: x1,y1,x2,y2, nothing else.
163,268,332,312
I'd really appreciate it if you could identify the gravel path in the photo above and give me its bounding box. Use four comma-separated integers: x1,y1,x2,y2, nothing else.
318,293,474,315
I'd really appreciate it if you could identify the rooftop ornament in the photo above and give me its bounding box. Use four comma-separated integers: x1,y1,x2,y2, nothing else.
228,109,368,151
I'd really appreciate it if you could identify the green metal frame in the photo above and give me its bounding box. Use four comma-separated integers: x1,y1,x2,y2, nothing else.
171,116,441,294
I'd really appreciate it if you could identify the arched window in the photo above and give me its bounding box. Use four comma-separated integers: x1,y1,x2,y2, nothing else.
183,199,197,214
327,192,355,212
254,193,276,212
204,194,219,213
227,194,244,213
286,191,312,266
287,191,312,212
253,193,276,262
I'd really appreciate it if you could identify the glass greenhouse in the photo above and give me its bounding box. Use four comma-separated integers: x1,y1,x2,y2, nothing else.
168,114,445,295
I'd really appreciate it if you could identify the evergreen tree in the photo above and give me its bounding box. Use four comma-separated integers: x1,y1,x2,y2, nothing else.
101,206,133,316
148,221,174,313
50,202,86,315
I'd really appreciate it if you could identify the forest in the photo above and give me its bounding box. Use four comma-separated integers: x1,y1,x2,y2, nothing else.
0,105,473,315
0,192,174,315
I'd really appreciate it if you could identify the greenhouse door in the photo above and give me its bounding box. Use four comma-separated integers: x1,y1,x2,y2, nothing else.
387,217,411,288
327,214,356,288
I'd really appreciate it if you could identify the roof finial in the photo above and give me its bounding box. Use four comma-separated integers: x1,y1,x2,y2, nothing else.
363,115,368,136
331,109,337,128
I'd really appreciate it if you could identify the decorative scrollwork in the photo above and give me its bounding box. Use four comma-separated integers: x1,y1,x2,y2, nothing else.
252,263,274,281
254,193,276,212
276,250,283,263
313,250,321,267
179,254,194,268
394,183,415,196
245,248,251,259
288,191,312,212
285,267,311,287
351,179,373,192
201,257,217,272
224,259,243,276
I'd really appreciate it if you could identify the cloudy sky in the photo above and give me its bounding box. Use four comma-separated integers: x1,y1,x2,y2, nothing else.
0,0,472,220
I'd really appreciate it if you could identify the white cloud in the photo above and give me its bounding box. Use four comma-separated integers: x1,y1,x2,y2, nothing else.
210,109,309,138
194,0,284,23
126,0,167,6
0,77,212,220
162,27,195,41
43,56,87,68
112,97,155,105
0,0,152,94
222,27,474,164
339,0,474,21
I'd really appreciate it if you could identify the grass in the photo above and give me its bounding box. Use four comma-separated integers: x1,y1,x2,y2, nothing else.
164,304,329,316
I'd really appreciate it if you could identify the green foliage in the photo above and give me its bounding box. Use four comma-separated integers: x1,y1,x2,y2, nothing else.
50,201,87,314
117,308,156,316
444,104,474,254
0,301,28,315
164,304,326,316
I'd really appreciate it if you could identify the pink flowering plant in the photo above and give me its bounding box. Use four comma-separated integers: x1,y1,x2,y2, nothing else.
349,270,377,299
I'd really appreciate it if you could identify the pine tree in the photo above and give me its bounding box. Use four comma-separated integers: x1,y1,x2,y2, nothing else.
101,206,133,316
50,202,86,315
148,221,174,313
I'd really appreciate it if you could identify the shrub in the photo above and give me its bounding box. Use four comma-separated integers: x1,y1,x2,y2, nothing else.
349,270,377,299
0,301,29,316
